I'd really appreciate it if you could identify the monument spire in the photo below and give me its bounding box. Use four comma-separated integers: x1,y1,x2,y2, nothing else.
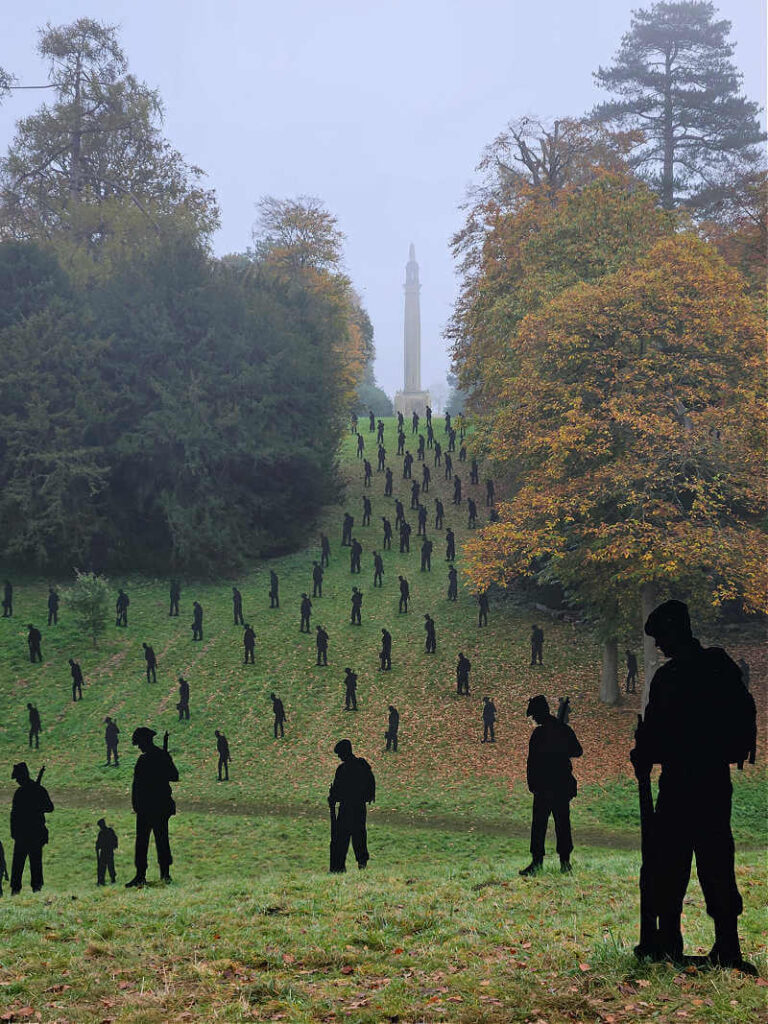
394,243,430,420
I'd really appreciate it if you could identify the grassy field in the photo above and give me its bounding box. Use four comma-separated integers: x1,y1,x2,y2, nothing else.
0,417,765,1022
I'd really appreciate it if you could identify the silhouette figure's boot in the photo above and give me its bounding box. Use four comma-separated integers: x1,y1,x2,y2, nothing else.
519,860,543,877
656,914,685,963
560,858,572,874
125,875,145,888
708,918,757,975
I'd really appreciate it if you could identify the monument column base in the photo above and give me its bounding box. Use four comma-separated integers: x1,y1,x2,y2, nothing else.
394,391,431,420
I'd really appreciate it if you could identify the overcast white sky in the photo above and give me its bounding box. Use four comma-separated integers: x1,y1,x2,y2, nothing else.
2,0,765,400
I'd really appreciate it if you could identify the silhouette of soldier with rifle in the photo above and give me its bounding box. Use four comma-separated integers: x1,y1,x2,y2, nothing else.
69,658,84,701
445,528,456,562
125,728,178,888
381,517,392,550
384,467,393,496
456,652,471,694
328,739,375,872
9,762,53,894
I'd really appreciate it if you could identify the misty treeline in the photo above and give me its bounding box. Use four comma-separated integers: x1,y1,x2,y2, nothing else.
448,0,767,702
0,19,375,574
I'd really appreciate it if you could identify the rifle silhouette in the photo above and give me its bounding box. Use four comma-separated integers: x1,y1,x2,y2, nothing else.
328,790,344,873
36,765,46,784
556,697,570,725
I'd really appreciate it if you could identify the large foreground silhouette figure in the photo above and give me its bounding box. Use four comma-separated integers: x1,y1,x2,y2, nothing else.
10,762,53,894
328,739,375,872
126,728,178,888
631,601,757,973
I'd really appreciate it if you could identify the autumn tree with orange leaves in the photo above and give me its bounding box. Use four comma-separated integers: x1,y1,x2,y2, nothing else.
463,234,766,703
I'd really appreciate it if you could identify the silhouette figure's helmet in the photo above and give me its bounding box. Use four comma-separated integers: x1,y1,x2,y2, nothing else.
97,818,106,828
644,600,693,642
334,739,353,758
132,727,156,746
11,762,29,781
526,695,549,718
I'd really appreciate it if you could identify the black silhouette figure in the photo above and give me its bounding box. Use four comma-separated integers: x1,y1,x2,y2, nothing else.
10,762,53,894
417,504,428,536
398,576,410,614
362,495,372,526
630,601,758,973
270,693,287,737
459,442,466,462
417,434,425,461
626,650,639,694
447,565,458,602
399,519,411,554
69,658,84,701
384,467,393,496
243,624,256,664
444,452,453,480
445,528,456,562
426,404,432,426
411,410,419,434
486,479,495,506
489,505,499,523
424,614,436,654
312,561,324,597
350,538,363,573
403,451,413,479
385,706,400,751
427,422,434,448
363,459,372,486
215,730,231,780
169,579,181,617
192,601,203,641
373,551,384,588
27,624,42,663
482,697,497,742
470,459,479,485
96,818,118,885
453,475,462,505
351,412,358,433
47,588,59,626
394,498,405,530
232,586,244,625
381,516,392,550
320,533,331,568
530,624,544,665
0,840,6,896
142,643,157,683
342,513,354,547
369,410,375,432
434,441,442,466
397,410,404,432
328,739,375,872
300,593,312,633
269,570,280,609
448,427,457,452
344,668,358,711
2,580,12,617
27,704,41,749
177,676,190,720
434,498,444,530
115,589,129,628
444,411,451,434
396,429,405,456
105,716,120,766
379,629,392,671
478,591,489,627
519,695,582,877
420,537,433,572
410,480,420,509
356,433,364,458
467,498,477,529
316,625,329,666
377,419,385,444
125,728,179,888
350,587,363,626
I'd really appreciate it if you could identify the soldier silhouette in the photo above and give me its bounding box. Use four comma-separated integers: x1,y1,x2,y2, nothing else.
356,433,365,459
177,677,190,720
142,643,157,683
403,451,413,479
27,704,41,749
243,624,256,664
47,588,59,626
630,601,757,972
9,762,54,894
2,580,12,617
351,412,358,433
342,513,354,547
377,419,385,444
394,499,405,530
320,533,331,568
312,561,324,597
192,601,203,641
385,706,400,751
96,818,118,885
486,479,495,506
105,716,120,765
434,498,444,530
452,475,462,504
625,650,639,693
410,480,420,509
269,570,280,609
215,730,231,780
459,442,467,462
27,624,42,663
362,495,372,526
398,576,410,614
232,586,244,625
444,411,451,434
447,565,458,602
384,467,393,497
396,429,405,456
420,537,433,572
399,519,411,553
519,695,583,877
427,422,434,448
456,652,471,694
125,727,179,888
328,739,375,872
417,434,425,461
350,587,363,626
445,528,456,562
270,692,287,737
350,538,363,573
530,624,544,665
115,589,129,627
373,551,384,588
69,658,84,701
426,404,432,426
300,593,312,633
444,452,453,480
316,625,329,666
363,459,373,486
448,427,456,452
397,410,404,432
0,839,6,896
369,410,375,432
381,516,393,550
169,579,181,617
467,498,477,529
434,441,442,467
482,696,497,742
417,504,428,536
412,410,419,434
478,591,489,627
424,614,436,654
489,505,499,523
379,629,392,671
470,459,479,484
344,668,358,711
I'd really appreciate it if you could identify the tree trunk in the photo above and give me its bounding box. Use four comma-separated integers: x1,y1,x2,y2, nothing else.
641,581,659,711
600,637,620,705
662,50,675,209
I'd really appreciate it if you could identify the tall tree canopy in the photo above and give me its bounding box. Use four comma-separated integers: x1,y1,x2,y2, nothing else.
593,1,765,211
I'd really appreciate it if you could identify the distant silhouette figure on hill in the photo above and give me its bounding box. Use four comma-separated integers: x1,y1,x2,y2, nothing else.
344,668,358,711
467,498,477,529
625,650,638,694
356,433,364,459
328,739,375,872
243,624,255,664
373,551,384,588
215,730,231,780
434,498,444,530
47,588,59,626
115,589,129,627
364,459,372,486
350,587,363,626
398,576,410,614
482,697,497,742
10,761,53,894
2,580,12,617
320,533,331,567
27,704,41,749
316,625,329,666
125,728,178,888
445,528,456,563
379,629,392,671
27,624,42,663
350,538,362,573
381,516,392,550
270,693,287,737
444,453,453,480
385,706,400,751
447,565,458,602
477,591,489,627
300,593,312,633
456,652,471,694
232,586,244,625
420,537,433,572
169,580,181,617
342,513,354,547
69,658,84,701
530,625,544,665
0,839,6,896
192,601,204,642
384,467,393,496
312,561,324,597
104,717,120,765
177,677,190,720
96,818,118,885
424,614,436,653
434,441,442,467
269,570,280,609
453,475,462,504
142,643,157,683
362,495,372,526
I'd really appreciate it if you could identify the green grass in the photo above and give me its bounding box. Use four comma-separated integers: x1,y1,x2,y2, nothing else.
0,416,765,1021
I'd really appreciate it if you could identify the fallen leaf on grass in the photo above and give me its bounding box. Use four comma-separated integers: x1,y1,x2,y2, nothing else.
340,966,354,975
579,963,591,972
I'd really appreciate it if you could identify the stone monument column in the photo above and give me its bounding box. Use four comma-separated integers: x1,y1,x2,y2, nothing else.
394,243,430,419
